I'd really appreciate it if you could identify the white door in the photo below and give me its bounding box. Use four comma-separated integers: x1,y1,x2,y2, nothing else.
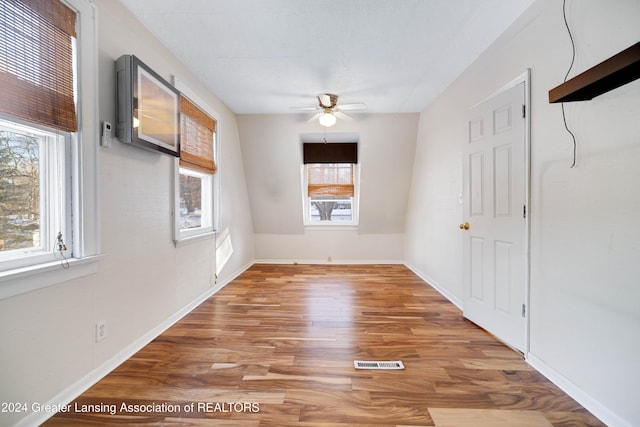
462,81,527,352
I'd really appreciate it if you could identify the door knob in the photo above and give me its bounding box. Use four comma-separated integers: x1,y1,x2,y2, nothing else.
459,222,470,230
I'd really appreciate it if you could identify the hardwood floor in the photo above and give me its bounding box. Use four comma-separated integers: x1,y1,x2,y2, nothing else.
45,264,604,426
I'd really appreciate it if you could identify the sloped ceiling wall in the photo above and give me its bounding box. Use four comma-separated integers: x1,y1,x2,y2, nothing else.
238,113,418,240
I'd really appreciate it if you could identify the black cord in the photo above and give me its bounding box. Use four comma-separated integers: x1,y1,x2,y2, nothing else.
562,0,578,168
562,0,576,82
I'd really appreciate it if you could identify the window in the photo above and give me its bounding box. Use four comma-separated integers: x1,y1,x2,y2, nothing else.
302,142,359,226
178,167,213,236
1,0,75,271
0,120,70,270
0,0,99,298
304,163,359,225
173,84,218,243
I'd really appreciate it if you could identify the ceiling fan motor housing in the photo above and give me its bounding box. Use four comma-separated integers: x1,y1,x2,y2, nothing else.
318,93,338,108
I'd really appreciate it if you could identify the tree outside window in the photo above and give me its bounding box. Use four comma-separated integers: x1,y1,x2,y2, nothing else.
0,130,40,251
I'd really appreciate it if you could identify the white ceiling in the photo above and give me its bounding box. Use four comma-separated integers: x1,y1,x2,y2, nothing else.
119,0,535,114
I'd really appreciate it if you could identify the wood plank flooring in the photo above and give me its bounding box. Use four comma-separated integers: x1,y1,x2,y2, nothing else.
45,264,604,426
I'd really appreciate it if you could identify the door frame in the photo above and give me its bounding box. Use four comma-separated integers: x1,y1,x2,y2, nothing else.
467,69,531,355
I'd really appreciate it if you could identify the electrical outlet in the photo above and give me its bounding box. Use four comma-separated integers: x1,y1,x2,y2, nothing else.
96,320,107,342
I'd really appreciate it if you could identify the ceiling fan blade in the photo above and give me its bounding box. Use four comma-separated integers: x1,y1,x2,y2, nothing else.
334,111,352,121
337,102,366,111
307,112,322,122
290,106,321,111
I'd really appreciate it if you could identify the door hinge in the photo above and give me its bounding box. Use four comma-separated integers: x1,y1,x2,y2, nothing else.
523,205,527,219
522,104,526,118
522,304,526,318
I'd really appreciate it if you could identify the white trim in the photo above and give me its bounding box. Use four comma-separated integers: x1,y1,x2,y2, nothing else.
303,225,359,231
16,260,253,427
174,231,216,247
254,259,404,265
513,69,533,355
404,263,464,310
215,259,253,287
522,69,532,355
470,69,530,110
0,256,101,300
73,0,100,258
526,353,628,427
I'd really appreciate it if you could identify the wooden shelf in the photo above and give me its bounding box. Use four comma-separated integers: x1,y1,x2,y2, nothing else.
549,42,640,103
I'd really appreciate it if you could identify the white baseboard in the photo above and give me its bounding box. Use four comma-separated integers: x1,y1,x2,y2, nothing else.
16,261,252,427
404,263,463,310
253,259,404,265
215,260,253,288
526,352,631,427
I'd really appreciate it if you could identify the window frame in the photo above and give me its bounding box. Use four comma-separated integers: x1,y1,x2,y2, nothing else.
172,78,220,246
0,0,100,300
176,165,214,239
301,163,360,227
0,118,72,270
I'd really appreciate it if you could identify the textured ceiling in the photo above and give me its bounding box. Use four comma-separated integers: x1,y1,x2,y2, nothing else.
119,0,535,114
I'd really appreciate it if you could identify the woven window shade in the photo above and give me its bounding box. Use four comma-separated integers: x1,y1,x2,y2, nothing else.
303,142,358,164
180,96,216,174
0,0,77,132
307,163,354,197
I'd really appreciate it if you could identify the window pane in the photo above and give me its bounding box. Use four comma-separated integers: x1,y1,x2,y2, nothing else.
0,129,41,252
309,197,352,222
179,173,202,229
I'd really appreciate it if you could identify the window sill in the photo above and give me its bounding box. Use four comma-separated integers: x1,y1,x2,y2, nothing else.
304,224,359,231
0,255,102,300
174,231,216,247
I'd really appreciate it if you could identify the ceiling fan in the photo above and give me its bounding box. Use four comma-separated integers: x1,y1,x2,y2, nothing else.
292,93,366,127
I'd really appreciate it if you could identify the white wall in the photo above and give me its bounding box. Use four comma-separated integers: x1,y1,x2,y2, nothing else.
405,0,640,426
238,113,418,262
0,1,254,425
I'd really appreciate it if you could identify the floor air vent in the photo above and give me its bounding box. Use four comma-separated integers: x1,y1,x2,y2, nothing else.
354,360,405,370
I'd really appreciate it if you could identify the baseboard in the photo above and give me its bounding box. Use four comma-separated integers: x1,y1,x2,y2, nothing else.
16,261,252,427
215,260,254,287
252,261,463,308
253,258,405,265
526,352,632,427
404,262,463,310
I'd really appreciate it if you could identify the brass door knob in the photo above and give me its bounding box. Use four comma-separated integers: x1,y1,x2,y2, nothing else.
459,222,470,230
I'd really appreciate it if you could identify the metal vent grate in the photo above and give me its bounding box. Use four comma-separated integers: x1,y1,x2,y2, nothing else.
354,360,405,370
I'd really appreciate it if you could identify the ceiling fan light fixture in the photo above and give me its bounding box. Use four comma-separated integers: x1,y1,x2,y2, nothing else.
319,112,337,127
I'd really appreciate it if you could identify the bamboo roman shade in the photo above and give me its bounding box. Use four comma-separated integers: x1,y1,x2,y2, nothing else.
303,142,357,197
307,163,355,197
179,96,216,174
0,0,78,132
